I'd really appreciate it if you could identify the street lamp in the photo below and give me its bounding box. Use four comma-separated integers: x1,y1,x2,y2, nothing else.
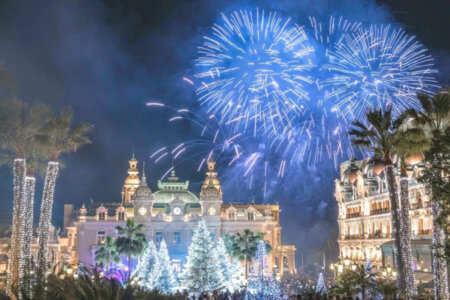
381,265,396,280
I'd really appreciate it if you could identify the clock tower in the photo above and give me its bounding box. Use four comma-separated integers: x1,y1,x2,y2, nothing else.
132,165,153,223
200,159,222,222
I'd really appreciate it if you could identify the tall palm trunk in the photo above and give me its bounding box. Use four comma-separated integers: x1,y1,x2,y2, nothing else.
19,175,35,298
399,170,417,297
7,158,27,296
384,164,406,294
429,152,449,299
35,161,59,287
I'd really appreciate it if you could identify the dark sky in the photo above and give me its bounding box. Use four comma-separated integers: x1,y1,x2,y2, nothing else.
0,0,448,268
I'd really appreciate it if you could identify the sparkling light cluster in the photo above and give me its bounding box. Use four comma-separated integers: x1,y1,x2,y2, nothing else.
36,161,59,284
19,176,36,297
7,158,27,295
399,177,417,296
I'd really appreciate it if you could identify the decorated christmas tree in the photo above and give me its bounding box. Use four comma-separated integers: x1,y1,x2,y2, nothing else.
134,240,158,290
316,272,327,294
245,240,281,300
154,239,175,294
180,221,224,295
215,238,243,292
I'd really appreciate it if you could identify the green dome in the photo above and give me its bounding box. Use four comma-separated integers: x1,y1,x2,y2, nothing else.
152,170,199,204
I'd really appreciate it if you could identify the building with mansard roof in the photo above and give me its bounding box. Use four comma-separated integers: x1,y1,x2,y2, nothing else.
335,157,433,283
60,156,296,276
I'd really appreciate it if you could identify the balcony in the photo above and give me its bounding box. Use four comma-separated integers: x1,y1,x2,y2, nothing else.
367,232,390,239
410,202,431,210
343,234,363,240
414,229,432,237
370,208,390,215
346,212,361,219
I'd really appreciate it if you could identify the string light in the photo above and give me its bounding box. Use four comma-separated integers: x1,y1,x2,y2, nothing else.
36,161,59,285
399,177,417,296
246,240,281,300
19,176,36,298
7,158,27,296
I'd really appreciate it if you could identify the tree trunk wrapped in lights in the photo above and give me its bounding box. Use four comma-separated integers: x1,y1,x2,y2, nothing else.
399,176,417,297
7,158,27,295
35,161,59,287
19,176,35,297
383,164,405,294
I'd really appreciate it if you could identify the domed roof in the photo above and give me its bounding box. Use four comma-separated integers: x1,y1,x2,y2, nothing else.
153,170,199,204
344,159,359,184
134,174,152,198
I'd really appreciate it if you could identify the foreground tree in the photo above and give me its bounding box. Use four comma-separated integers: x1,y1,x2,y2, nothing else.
405,89,450,299
180,221,223,295
0,99,45,295
115,219,146,275
36,109,92,289
348,108,416,297
154,240,175,294
214,238,243,292
95,236,121,274
134,240,158,290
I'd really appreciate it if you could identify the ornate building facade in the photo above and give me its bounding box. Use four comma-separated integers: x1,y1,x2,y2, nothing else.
335,158,433,281
60,157,296,276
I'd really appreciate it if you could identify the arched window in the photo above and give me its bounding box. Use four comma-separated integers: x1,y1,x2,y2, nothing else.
283,256,289,271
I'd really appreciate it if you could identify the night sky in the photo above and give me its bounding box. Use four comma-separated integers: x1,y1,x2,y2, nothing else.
0,0,449,268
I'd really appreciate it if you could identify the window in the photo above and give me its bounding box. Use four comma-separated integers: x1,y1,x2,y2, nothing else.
118,211,125,221
155,232,163,244
228,211,236,220
97,231,106,245
98,212,106,221
173,232,181,245
247,212,254,221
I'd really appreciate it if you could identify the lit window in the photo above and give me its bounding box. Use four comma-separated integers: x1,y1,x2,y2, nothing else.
155,232,163,244
118,211,125,221
98,212,106,221
174,232,181,245
97,231,106,245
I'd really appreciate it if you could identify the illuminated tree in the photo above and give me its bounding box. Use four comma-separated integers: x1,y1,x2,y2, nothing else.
0,99,46,296
405,89,450,299
245,240,280,300
154,240,175,294
36,109,92,289
214,238,242,292
349,108,416,297
180,221,223,295
134,240,158,290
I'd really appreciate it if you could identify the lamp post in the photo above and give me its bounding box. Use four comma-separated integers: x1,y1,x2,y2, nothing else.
381,265,397,280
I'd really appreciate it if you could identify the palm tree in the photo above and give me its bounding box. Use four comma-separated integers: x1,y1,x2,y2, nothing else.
376,278,397,300
329,271,357,299
0,98,45,294
35,108,93,287
347,265,377,300
225,230,270,278
404,89,450,299
348,108,416,296
115,219,146,276
95,236,121,274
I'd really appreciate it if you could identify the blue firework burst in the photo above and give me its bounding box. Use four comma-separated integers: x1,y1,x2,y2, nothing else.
195,9,315,136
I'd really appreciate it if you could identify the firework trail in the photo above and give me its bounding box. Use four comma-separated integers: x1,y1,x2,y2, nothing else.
195,9,315,137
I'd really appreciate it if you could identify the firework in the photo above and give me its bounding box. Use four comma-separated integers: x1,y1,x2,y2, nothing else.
322,24,438,121
195,9,315,136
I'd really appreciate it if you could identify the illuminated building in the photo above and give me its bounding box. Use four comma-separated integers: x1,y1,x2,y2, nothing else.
335,158,433,282
60,156,296,276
